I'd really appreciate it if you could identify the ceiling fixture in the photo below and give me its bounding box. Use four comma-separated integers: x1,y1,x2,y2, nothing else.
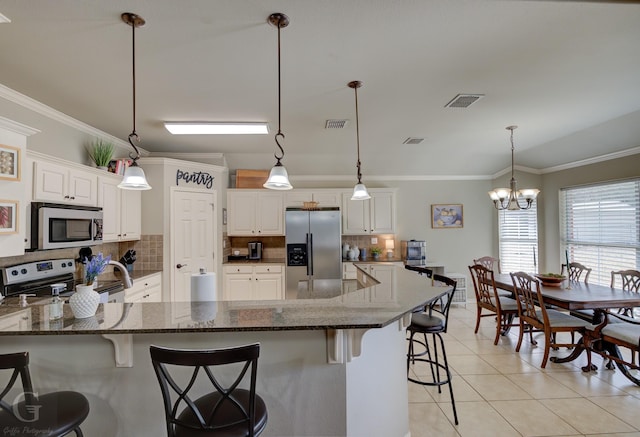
118,12,151,191
488,126,539,210
325,119,348,129
444,94,484,109
263,13,293,191
348,80,370,201
402,137,424,145
164,122,269,135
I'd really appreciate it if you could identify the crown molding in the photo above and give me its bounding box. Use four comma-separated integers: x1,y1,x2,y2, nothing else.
0,116,40,136
540,145,640,174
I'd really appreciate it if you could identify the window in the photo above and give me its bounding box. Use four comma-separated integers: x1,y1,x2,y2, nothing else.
499,200,538,273
560,179,640,286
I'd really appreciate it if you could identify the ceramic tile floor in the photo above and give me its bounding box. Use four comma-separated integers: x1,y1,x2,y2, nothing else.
408,301,640,437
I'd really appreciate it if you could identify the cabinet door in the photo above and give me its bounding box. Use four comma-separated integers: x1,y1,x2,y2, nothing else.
254,273,282,300
341,192,368,234
369,264,396,302
124,281,146,303
370,191,395,234
224,274,254,300
0,310,32,331
120,189,141,240
69,169,98,206
257,192,284,235
313,191,341,207
227,191,257,236
33,161,67,202
98,177,121,242
285,190,313,207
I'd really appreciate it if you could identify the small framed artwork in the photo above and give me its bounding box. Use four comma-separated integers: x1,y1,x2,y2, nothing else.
0,199,18,234
431,204,463,229
222,208,227,225
0,144,20,181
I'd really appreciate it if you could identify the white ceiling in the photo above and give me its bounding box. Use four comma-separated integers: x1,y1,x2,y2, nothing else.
1,0,639,178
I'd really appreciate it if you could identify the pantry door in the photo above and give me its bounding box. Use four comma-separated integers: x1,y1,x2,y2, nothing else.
171,188,215,302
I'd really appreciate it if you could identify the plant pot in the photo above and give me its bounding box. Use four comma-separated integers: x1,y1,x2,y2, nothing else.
372,253,380,260
69,284,100,319
97,166,108,171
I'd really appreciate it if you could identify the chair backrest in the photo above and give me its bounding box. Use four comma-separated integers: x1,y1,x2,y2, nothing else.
510,271,546,327
611,270,640,292
404,264,433,278
430,274,457,332
150,343,261,437
0,352,36,417
473,256,501,274
561,262,592,283
468,264,498,307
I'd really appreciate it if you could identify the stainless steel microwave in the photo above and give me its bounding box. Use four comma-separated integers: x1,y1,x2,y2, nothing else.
30,202,103,250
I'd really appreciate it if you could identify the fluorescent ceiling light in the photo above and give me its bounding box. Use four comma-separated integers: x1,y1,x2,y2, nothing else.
164,122,269,135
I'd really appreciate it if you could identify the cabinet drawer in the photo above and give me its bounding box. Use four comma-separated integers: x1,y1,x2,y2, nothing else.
224,265,254,274
138,273,161,288
254,265,282,274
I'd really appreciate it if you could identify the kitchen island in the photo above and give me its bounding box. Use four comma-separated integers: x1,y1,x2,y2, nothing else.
0,264,450,437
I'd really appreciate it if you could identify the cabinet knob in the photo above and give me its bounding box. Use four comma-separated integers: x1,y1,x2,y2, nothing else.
70,196,75,200
64,195,70,199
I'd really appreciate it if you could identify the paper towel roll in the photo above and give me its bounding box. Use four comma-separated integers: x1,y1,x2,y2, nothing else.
191,271,217,302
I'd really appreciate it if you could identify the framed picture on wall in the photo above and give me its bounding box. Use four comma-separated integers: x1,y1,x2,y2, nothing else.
431,204,463,229
0,199,18,234
0,144,20,181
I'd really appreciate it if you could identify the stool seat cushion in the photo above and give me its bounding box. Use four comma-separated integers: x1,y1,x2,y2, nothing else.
409,313,444,333
0,391,90,437
175,389,268,437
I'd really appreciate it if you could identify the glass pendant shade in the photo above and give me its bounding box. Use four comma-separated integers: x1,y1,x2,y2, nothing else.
118,164,151,190
263,163,292,190
351,183,371,200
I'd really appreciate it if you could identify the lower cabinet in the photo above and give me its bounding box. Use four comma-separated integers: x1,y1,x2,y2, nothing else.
125,272,162,303
223,264,284,301
0,309,32,331
350,263,403,302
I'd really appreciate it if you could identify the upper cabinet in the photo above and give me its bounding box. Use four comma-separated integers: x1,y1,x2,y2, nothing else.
33,160,97,206
227,190,284,236
342,190,396,235
98,175,141,242
284,189,342,208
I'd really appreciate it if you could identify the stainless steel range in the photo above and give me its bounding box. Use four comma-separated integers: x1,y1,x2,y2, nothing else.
0,258,124,303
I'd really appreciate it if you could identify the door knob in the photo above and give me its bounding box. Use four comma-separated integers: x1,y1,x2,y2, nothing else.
176,263,188,269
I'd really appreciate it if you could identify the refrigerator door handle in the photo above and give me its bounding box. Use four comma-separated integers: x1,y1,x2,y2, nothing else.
307,232,313,276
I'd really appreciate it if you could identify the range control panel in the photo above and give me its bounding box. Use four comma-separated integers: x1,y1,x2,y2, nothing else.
0,258,76,286
287,244,308,267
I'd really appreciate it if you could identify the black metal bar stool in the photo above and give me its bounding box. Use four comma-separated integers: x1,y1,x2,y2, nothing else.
150,342,268,437
406,274,458,425
0,351,90,436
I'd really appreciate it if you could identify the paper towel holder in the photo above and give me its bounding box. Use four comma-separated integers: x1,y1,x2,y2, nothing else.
199,268,206,274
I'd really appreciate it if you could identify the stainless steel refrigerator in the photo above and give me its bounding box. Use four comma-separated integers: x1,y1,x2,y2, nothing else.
285,207,342,299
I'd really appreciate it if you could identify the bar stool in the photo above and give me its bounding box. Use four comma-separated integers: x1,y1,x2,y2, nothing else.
150,343,268,437
0,351,90,436
406,274,458,425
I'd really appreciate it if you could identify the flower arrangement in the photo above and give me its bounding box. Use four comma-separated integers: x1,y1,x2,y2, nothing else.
83,253,111,285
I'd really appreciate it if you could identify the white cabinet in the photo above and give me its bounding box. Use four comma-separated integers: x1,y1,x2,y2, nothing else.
343,262,357,280
341,190,395,234
33,160,98,206
125,272,162,303
354,263,402,302
98,175,141,242
285,189,342,208
227,190,284,236
223,264,284,301
0,309,32,331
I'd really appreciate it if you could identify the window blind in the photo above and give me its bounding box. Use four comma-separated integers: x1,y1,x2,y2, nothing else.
560,179,640,286
499,200,538,273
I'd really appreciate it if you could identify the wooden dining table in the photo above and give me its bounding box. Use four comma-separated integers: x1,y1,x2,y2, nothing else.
492,273,640,378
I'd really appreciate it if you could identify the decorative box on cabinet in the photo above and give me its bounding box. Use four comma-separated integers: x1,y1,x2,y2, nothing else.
33,160,98,206
285,190,342,208
223,264,284,301
341,190,395,234
227,190,284,236
98,175,141,242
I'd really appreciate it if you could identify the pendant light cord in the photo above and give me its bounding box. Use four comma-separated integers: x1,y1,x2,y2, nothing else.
509,126,515,181
273,15,285,164
354,85,363,184
127,14,141,163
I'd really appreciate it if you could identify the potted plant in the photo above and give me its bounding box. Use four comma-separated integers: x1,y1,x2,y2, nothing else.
87,139,114,170
370,246,383,259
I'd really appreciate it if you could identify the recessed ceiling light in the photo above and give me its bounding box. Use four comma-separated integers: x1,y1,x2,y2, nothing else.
164,122,269,135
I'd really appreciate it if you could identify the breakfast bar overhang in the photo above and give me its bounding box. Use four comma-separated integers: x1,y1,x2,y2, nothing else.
0,264,448,437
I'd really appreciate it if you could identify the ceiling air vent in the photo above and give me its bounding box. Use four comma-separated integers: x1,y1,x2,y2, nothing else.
402,137,424,145
444,94,484,108
325,119,348,129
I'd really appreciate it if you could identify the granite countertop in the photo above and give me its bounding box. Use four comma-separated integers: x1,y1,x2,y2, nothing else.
0,265,447,335
224,258,285,264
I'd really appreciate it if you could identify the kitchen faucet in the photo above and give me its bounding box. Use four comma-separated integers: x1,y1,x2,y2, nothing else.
109,260,133,289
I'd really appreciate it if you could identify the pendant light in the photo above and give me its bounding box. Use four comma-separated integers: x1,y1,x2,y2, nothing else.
118,12,151,190
488,126,539,210
348,80,370,200
263,13,293,190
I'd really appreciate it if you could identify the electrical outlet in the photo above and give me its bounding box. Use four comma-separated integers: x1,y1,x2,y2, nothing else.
371,237,378,244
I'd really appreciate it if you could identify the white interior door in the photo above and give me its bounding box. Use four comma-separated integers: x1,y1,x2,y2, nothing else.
171,188,215,302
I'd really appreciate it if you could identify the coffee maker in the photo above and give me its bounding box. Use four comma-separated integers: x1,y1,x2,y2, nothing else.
248,241,263,260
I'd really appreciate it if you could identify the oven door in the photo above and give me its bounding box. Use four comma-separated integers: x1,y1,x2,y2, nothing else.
32,203,103,250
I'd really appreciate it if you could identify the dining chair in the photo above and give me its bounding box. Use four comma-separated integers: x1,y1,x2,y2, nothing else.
406,274,458,425
611,270,640,317
473,256,502,274
468,264,519,345
0,351,90,436
561,262,592,283
510,271,594,368
150,343,268,437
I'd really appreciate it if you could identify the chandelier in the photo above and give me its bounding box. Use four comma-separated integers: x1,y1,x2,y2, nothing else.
488,126,539,210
